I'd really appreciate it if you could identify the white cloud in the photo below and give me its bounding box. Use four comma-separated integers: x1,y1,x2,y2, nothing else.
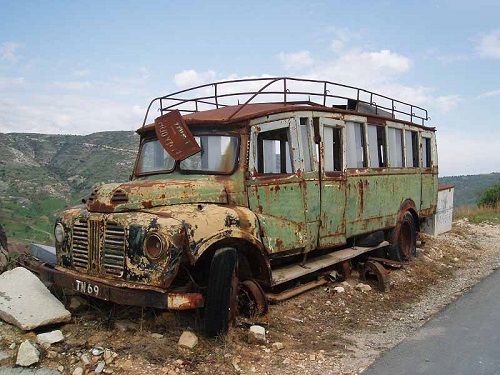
476,89,500,99
331,29,350,53
278,51,314,70
477,30,500,59
0,41,22,62
173,69,217,88
434,95,461,113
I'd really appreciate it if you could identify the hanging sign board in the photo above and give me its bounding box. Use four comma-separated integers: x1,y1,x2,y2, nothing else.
154,110,201,161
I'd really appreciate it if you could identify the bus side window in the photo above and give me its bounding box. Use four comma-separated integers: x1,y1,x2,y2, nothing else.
346,122,367,168
388,127,404,167
257,128,293,174
367,124,387,168
422,137,432,168
405,130,419,167
324,126,342,171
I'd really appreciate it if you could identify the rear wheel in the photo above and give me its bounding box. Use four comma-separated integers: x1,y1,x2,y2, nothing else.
387,211,417,262
204,247,239,337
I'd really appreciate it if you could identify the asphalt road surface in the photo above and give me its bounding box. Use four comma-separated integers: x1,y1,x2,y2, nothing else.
364,268,500,375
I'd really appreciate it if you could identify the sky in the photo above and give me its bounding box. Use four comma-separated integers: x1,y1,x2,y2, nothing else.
0,0,499,177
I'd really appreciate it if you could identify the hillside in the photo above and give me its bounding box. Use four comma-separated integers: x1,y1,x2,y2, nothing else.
439,173,500,207
0,131,138,243
0,131,498,244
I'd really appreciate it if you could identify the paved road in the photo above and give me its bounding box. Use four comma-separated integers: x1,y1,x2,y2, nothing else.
364,268,500,375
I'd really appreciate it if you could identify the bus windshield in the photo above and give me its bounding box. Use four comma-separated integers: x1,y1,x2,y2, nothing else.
136,135,239,175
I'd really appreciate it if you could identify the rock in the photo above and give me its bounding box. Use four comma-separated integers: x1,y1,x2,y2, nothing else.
0,267,71,330
355,283,372,292
95,361,105,373
0,349,10,364
68,296,87,311
309,354,316,361
272,342,284,350
113,320,137,332
248,325,266,344
57,365,64,372
47,350,58,359
341,281,350,287
81,353,90,365
72,367,84,375
333,286,345,293
178,331,198,349
9,343,15,350
104,349,117,365
16,339,40,367
168,370,177,375
151,333,163,339
37,329,64,347
120,359,133,371
92,347,104,356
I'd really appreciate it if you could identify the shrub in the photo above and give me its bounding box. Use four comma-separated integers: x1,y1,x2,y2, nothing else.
477,183,500,208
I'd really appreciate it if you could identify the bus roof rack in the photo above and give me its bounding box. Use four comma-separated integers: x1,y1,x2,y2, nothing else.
142,77,429,127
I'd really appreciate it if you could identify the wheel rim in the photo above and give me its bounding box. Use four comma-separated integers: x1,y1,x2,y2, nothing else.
238,279,268,317
400,220,413,259
228,270,239,324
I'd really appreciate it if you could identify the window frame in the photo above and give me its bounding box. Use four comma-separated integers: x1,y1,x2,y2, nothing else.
249,118,301,177
321,118,345,174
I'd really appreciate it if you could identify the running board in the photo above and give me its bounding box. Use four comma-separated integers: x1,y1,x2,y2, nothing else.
271,241,389,286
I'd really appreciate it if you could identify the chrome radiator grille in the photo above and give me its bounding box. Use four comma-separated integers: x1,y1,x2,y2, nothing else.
71,220,126,277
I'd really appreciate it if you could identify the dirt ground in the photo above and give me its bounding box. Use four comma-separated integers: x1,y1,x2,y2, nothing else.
1,219,500,375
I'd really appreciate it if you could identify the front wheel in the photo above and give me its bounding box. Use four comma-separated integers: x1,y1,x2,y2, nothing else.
204,247,239,337
387,211,417,262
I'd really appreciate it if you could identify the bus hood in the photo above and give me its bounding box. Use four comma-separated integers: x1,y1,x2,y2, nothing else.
86,179,228,213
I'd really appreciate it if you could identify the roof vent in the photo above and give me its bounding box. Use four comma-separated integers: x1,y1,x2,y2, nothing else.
111,189,128,204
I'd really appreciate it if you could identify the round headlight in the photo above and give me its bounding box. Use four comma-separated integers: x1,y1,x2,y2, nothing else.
54,223,65,243
144,233,166,260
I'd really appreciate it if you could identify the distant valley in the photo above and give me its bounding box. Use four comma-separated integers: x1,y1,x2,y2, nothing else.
0,131,498,245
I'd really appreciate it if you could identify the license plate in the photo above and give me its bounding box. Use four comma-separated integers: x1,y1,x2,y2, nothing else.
74,279,101,297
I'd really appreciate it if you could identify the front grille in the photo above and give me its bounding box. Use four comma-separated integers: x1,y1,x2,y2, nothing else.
103,222,126,276
72,221,89,272
71,219,126,278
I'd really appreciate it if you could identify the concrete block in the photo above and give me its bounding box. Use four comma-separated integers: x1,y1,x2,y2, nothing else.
0,267,71,330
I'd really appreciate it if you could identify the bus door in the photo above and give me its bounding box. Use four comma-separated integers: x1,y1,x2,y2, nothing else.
246,117,319,254
318,117,347,247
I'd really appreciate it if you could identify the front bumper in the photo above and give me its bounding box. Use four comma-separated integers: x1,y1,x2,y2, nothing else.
38,263,203,310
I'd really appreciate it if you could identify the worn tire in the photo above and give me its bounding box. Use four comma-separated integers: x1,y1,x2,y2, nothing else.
387,212,417,262
204,247,238,337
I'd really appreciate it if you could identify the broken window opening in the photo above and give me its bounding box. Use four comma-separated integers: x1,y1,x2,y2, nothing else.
367,124,387,168
324,126,343,172
388,127,404,167
405,130,419,168
257,128,293,174
346,122,367,168
422,137,432,168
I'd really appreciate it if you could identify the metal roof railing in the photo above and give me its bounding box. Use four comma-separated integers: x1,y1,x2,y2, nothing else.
142,77,429,126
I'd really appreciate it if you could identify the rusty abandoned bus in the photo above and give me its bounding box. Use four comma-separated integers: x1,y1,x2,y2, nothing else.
39,77,438,336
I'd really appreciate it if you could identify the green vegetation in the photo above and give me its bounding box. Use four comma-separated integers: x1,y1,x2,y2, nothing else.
477,183,500,208
0,131,138,245
454,205,500,225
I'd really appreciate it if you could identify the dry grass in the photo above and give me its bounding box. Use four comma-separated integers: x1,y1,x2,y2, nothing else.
454,205,500,224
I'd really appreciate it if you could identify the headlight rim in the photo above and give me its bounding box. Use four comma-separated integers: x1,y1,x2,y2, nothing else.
54,223,65,243
144,232,167,260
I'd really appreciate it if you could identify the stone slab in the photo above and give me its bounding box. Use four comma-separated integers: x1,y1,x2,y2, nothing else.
0,267,71,330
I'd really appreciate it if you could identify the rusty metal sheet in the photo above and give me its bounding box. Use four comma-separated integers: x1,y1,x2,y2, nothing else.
154,110,201,161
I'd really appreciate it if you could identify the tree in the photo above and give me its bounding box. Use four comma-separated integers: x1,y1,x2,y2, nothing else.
477,183,500,208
